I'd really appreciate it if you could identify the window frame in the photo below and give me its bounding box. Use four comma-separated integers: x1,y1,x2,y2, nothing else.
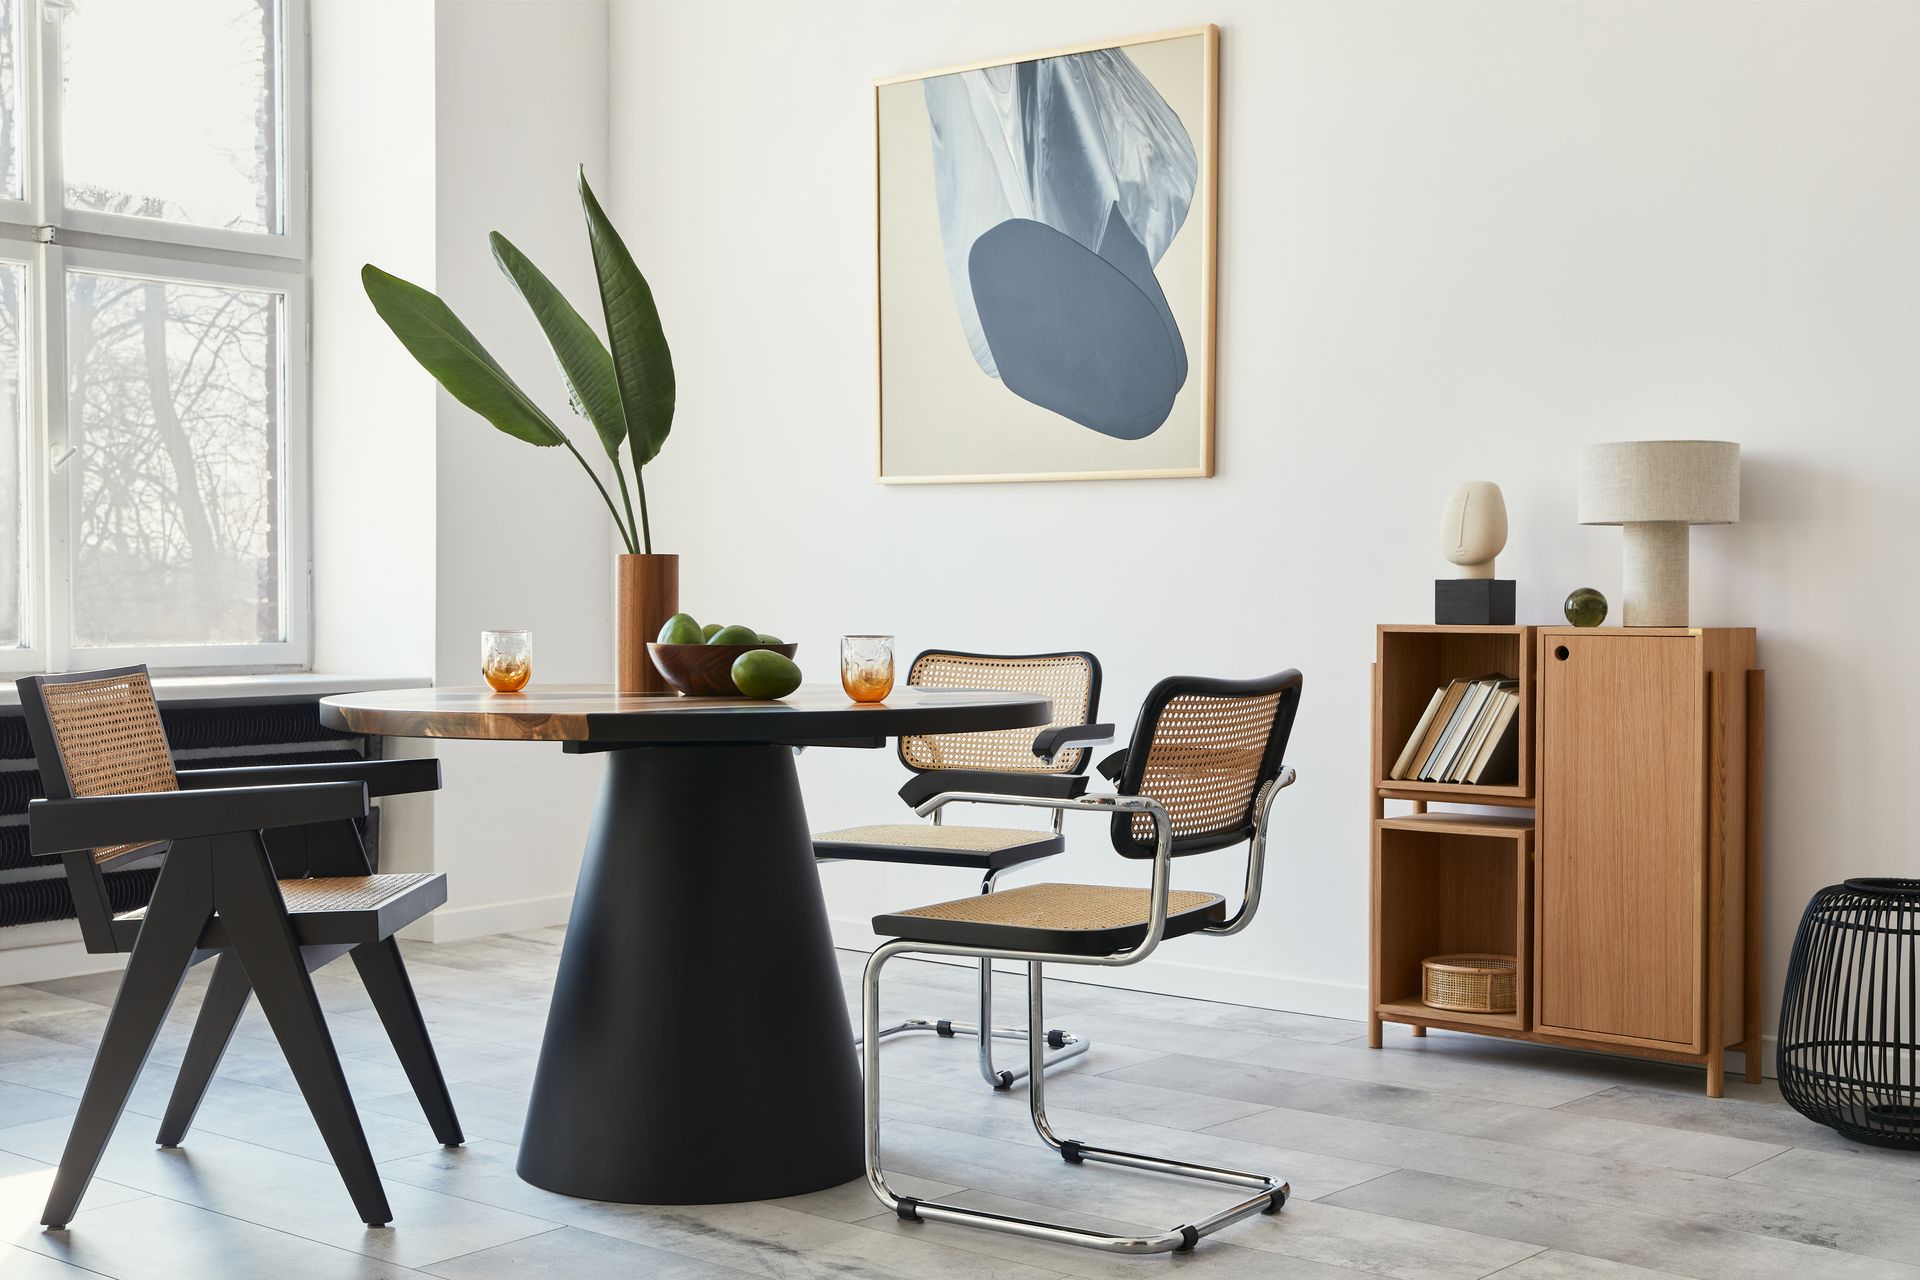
0,0,311,674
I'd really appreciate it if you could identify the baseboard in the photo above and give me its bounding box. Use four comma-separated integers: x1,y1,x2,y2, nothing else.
0,921,129,984
829,916,1368,1022
411,892,574,943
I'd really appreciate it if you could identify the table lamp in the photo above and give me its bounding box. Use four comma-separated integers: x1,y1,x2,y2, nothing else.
1577,440,1739,626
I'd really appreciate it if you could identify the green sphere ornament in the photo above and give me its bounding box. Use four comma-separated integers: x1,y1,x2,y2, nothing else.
1563,587,1608,628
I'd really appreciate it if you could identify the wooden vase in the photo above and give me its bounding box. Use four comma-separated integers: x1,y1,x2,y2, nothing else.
616,553,679,694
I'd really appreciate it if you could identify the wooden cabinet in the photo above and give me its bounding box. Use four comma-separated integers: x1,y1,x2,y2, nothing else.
1369,624,1763,1097
1538,633,1705,1047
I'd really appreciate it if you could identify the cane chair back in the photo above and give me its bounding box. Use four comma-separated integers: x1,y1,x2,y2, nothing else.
19,666,180,864
1110,671,1303,859
15,666,187,953
898,650,1101,776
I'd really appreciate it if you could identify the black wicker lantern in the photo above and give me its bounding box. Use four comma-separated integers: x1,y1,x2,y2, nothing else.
1777,878,1919,1148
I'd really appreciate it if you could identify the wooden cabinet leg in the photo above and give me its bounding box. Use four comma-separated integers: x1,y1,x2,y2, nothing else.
1367,1015,1382,1049
1743,1035,1763,1084
1706,1047,1725,1098
1411,1025,1427,1038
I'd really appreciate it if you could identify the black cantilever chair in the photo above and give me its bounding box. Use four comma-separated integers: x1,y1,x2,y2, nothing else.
814,649,1110,1090
16,667,462,1229
862,669,1303,1255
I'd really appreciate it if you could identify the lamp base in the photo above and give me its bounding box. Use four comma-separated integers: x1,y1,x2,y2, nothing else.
1621,522,1689,626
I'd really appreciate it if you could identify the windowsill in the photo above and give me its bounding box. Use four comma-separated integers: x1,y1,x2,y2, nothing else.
0,672,431,708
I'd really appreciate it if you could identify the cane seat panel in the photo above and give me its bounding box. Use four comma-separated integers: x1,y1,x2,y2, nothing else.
873,882,1225,956
813,823,1063,871
36,670,180,862
113,873,447,947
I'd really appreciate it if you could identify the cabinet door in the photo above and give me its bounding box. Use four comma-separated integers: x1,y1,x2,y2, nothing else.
1538,634,1702,1048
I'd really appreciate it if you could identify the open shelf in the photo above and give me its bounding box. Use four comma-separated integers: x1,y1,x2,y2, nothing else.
1373,624,1534,804
1375,997,1523,1031
1371,815,1532,1033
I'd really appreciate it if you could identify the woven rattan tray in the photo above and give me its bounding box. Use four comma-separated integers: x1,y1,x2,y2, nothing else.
1421,953,1517,1013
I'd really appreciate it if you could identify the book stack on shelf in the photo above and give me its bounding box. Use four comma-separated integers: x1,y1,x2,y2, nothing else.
1388,674,1520,785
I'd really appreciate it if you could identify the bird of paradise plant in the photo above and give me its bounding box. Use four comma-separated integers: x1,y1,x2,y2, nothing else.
361,167,672,554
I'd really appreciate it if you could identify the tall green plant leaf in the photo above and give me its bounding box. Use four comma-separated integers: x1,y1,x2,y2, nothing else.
361,264,563,447
488,232,626,463
578,168,675,466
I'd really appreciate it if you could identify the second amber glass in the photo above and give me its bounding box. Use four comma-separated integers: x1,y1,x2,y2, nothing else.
482,629,532,692
840,634,894,703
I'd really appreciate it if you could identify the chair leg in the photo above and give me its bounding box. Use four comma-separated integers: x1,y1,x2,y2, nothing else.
215,833,392,1226
156,950,252,1147
42,851,213,1229
853,871,1091,1091
350,937,464,1145
862,941,1287,1255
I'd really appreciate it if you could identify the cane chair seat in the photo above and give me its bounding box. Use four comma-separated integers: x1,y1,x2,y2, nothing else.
113,873,447,949
874,882,1226,957
814,823,1064,871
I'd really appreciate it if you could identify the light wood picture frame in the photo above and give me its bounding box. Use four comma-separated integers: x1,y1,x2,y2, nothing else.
874,25,1219,484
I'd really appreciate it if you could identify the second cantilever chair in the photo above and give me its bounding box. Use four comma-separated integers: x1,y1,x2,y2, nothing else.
17,667,463,1229
814,649,1109,1090
863,669,1303,1254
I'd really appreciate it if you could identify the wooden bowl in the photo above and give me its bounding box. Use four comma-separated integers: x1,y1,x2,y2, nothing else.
647,643,799,697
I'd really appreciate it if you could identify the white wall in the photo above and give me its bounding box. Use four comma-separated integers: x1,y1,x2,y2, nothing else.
606,0,1920,1028
427,0,616,937
309,0,615,935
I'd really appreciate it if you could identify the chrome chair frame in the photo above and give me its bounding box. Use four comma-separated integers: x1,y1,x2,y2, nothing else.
862,768,1297,1254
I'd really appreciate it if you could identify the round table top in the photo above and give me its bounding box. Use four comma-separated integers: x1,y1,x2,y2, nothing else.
318,684,1054,746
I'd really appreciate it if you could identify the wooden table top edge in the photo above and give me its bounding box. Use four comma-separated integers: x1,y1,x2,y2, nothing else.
318,684,1055,744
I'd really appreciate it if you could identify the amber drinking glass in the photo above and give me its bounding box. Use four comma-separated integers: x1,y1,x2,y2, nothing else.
482,629,532,692
840,634,894,703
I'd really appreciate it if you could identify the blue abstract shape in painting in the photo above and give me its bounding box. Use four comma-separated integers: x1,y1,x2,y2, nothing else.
968,205,1184,440
923,47,1195,437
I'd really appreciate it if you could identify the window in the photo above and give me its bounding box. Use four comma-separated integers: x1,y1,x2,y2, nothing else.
0,0,307,672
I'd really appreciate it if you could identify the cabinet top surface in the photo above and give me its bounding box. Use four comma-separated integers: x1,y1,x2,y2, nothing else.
1538,626,1755,638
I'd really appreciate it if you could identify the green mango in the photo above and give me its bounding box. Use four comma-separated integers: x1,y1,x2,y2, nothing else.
755,632,781,645
708,624,760,645
700,622,724,642
656,613,704,645
732,650,802,699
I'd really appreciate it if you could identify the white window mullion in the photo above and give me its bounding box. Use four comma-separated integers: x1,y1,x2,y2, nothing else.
39,236,69,674
31,0,60,231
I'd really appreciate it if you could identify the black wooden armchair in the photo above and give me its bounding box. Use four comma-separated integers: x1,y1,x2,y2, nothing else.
17,666,461,1229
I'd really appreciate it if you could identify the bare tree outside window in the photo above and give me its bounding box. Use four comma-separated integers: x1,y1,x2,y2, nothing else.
62,0,280,234
68,270,281,647
0,261,24,649
0,0,22,201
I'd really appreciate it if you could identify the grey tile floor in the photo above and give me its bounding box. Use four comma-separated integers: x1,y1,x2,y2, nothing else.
2,927,1915,1279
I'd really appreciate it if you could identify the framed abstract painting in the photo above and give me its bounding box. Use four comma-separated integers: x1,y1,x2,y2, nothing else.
874,25,1218,484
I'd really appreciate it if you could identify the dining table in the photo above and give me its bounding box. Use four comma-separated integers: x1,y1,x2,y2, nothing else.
318,683,1053,1204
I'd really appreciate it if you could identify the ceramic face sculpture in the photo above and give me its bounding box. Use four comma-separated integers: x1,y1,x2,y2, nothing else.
1442,481,1508,579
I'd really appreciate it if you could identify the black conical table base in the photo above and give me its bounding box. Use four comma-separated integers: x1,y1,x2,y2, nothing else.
516,744,863,1202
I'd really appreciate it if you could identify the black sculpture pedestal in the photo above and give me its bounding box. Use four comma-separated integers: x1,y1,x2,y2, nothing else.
1435,579,1516,625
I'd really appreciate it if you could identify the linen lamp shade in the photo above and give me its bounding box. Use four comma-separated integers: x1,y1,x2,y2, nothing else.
1578,441,1739,626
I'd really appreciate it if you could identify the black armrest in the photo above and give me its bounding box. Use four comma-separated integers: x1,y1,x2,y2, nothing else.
178,757,441,798
29,782,370,857
1030,722,1115,764
896,770,1090,809
1096,749,1129,784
